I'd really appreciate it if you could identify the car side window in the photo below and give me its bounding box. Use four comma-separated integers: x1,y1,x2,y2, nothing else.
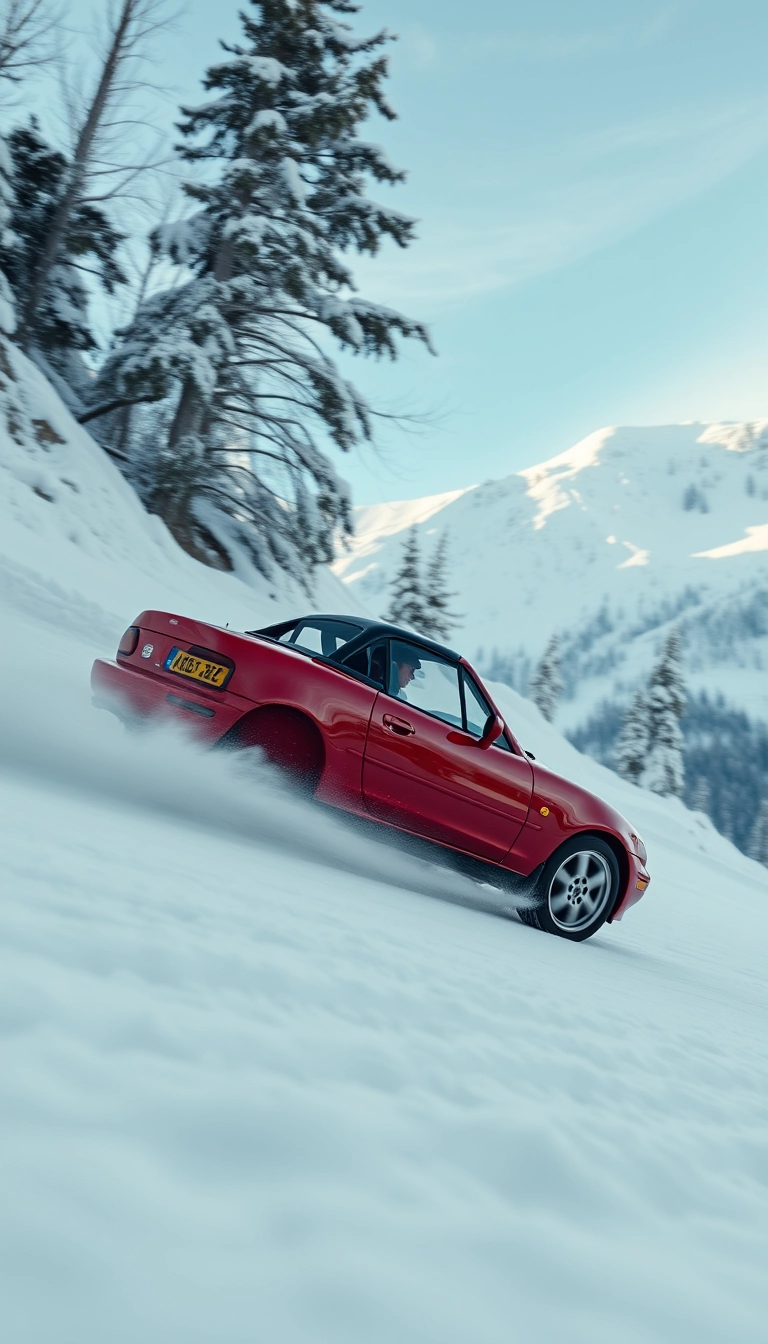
290,620,361,656
369,643,387,689
340,641,387,689
462,670,512,751
291,623,324,654
388,640,463,728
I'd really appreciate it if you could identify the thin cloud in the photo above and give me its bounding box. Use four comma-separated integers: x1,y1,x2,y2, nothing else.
575,97,768,160
400,24,440,70
466,7,678,64
354,95,768,312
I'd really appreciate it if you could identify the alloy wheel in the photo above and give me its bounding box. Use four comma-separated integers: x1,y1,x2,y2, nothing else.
547,849,612,933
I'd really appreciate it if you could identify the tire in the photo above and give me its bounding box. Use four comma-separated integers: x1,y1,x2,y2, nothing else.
226,707,323,796
519,835,620,942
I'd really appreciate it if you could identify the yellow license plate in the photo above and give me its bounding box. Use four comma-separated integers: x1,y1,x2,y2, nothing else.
165,647,229,688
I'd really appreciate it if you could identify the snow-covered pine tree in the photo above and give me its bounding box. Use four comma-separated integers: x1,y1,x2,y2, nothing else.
0,1,43,336
689,775,711,816
3,119,126,397
422,530,460,641
528,635,562,723
88,0,432,584
15,0,170,359
0,133,16,333
713,792,735,842
747,798,768,866
643,627,686,797
385,528,427,633
616,689,650,784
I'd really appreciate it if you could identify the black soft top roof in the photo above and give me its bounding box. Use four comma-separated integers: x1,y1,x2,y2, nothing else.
252,613,461,663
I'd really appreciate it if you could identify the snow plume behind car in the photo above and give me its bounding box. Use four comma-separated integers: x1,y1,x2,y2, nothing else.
0,609,530,919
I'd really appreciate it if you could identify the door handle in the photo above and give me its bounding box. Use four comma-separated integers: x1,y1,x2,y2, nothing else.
382,713,415,736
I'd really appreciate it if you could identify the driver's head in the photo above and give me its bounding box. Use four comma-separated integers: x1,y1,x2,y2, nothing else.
391,642,422,690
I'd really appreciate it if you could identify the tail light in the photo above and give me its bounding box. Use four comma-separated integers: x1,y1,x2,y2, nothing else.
118,626,140,656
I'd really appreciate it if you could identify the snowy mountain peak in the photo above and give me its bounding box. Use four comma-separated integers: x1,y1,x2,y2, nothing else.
333,420,768,724
513,420,768,541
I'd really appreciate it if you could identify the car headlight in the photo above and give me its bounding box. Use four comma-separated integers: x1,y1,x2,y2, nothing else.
630,832,647,865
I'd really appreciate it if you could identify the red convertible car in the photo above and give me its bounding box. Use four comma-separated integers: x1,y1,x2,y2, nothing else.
91,611,650,941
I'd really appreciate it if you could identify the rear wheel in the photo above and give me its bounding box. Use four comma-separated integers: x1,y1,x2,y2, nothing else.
519,835,619,942
225,707,323,795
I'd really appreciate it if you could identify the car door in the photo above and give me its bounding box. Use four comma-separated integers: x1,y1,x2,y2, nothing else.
362,640,533,861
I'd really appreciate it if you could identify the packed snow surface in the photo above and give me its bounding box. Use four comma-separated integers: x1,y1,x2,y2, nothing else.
1,344,767,1341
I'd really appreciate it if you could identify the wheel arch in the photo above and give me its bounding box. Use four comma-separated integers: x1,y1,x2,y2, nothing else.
218,703,326,791
541,828,629,921
579,829,629,921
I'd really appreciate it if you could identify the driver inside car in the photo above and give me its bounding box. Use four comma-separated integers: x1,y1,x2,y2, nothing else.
390,643,421,699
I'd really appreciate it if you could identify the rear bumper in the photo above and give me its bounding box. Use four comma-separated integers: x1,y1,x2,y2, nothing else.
90,658,250,742
610,850,650,921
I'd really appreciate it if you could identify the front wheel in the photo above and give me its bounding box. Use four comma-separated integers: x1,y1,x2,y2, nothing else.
518,835,620,942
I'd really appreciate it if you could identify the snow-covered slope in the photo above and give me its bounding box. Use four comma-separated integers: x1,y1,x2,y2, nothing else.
333,423,768,722
1,340,767,1342
0,336,363,646
2,543,768,1343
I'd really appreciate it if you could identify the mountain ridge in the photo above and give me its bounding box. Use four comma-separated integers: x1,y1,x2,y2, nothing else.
333,421,768,725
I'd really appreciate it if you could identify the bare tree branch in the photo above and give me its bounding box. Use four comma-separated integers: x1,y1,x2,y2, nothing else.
0,0,61,88
78,391,162,424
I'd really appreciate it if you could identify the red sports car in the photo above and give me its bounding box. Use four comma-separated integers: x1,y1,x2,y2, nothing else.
91,611,650,941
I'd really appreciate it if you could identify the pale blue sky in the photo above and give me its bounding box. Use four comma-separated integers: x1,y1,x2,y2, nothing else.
35,0,768,502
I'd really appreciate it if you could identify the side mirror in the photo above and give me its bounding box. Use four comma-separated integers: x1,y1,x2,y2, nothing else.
479,713,504,750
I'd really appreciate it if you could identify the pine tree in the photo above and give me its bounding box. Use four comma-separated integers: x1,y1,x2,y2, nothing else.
385,528,427,632
15,0,171,356
3,120,126,396
643,627,686,797
0,133,16,334
528,635,562,723
422,530,460,641
616,689,651,784
88,0,432,584
0,1,52,336
747,799,768,866
689,775,711,816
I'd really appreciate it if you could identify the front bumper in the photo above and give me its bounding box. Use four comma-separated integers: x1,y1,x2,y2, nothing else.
610,849,650,921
